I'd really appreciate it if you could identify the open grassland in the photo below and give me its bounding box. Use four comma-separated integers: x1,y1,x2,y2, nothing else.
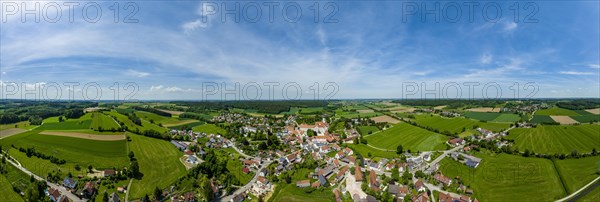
571,115,600,123
0,121,35,130
492,113,521,122
537,107,581,116
90,112,120,131
0,174,23,202
192,124,226,134
554,156,600,193
1,131,129,169
579,185,600,202
269,184,333,202
38,119,92,130
347,144,398,159
508,125,600,154
413,114,509,133
464,111,500,121
298,107,324,114
128,134,187,199
439,154,566,201
530,115,557,124
358,126,380,135
365,123,448,152
107,110,168,133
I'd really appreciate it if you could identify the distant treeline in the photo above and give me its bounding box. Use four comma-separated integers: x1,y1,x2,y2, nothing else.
392,99,505,108
0,101,95,124
555,99,600,110
173,100,329,114
131,106,172,117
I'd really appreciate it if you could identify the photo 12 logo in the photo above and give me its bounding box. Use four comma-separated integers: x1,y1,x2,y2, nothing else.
400,1,539,23
198,1,339,24
1,1,139,23
401,82,539,100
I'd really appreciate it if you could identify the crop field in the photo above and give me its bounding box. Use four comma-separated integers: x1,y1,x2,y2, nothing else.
413,114,509,133
550,116,579,125
492,113,521,122
464,112,520,123
365,123,448,152
0,128,27,139
536,107,581,116
530,115,557,124
128,134,187,199
107,110,168,133
580,186,600,202
167,121,205,130
370,115,400,124
90,112,120,131
358,126,380,135
39,131,126,141
585,108,600,115
571,115,600,123
0,174,23,202
335,111,382,118
192,124,226,134
0,121,34,130
507,125,600,154
37,119,92,130
298,107,324,114
439,154,566,201
554,156,600,193
466,107,500,112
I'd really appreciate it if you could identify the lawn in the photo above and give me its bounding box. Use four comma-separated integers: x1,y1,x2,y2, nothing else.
358,126,380,135
192,124,226,135
90,112,120,131
269,184,333,202
530,115,557,124
507,125,600,154
439,153,566,201
365,123,448,152
0,131,130,173
536,107,580,116
413,114,509,133
127,134,187,199
553,156,600,193
579,185,600,202
347,144,398,159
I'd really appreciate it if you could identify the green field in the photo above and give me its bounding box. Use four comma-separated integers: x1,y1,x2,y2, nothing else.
507,125,600,154
365,123,447,152
0,121,35,130
358,126,380,135
127,134,187,199
464,111,501,121
530,115,557,124
0,174,23,202
579,185,600,202
192,124,226,134
90,112,120,131
571,115,600,123
439,153,566,201
347,144,398,159
269,184,333,202
37,119,92,130
537,107,580,116
1,131,130,173
107,110,168,133
492,113,521,122
413,114,509,133
554,156,600,193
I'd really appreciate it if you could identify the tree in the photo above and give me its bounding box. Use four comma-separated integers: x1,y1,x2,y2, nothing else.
130,161,140,178
103,192,109,202
396,145,404,154
391,167,400,182
58,116,64,122
88,165,93,172
74,164,81,171
154,187,162,200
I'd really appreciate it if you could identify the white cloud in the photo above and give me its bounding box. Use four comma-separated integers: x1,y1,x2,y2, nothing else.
126,69,150,78
480,53,493,64
503,22,518,32
588,64,600,69
165,86,183,92
150,85,164,91
559,71,595,75
182,19,208,33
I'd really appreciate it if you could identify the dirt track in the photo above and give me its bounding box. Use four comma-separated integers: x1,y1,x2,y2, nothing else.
0,128,27,139
40,131,126,141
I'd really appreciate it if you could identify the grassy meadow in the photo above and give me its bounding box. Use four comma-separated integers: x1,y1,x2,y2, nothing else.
365,123,448,152
553,156,600,193
507,125,600,154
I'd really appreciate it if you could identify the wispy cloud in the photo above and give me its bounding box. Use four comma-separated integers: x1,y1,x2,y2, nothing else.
480,53,493,64
559,71,595,75
126,69,150,78
588,64,600,69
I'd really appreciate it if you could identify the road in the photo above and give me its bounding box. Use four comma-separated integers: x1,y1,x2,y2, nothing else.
230,143,252,159
0,152,85,202
219,160,272,202
555,176,600,202
428,146,463,166
423,182,461,198
125,179,133,201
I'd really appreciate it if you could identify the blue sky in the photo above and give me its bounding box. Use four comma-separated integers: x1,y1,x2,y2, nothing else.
0,0,598,100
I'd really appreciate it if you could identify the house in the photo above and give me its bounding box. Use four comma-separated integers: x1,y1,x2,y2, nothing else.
388,184,399,195
423,153,431,161
466,158,481,168
242,166,250,174
231,193,246,202
320,145,330,153
296,180,310,188
82,181,96,199
183,191,195,202
317,174,328,187
344,148,354,156
335,151,345,159
108,192,120,202
187,155,199,164
412,192,429,202
354,166,363,181
336,166,349,182
311,181,322,188
439,192,453,202
62,177,77,189
286,153,298,164
49,188,61,202
434,173,452,186
369,169,379,191
448,138,465,146
415,180,426,192
103,169,116,177
334,189,342,202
